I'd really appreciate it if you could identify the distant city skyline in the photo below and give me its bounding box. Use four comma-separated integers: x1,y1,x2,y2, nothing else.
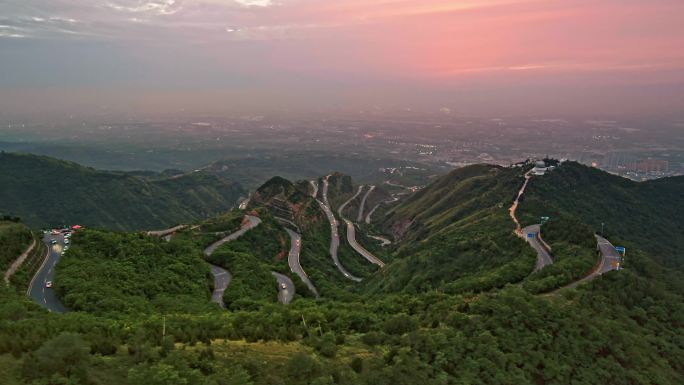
1,0,683,117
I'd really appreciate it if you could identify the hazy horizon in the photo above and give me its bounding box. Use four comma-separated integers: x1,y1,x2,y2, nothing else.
2,0,684,118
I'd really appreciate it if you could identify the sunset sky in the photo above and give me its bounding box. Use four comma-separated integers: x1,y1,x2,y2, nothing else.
1,0,683,117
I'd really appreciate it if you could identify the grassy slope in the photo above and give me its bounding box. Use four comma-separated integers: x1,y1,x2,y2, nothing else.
0,152,245,231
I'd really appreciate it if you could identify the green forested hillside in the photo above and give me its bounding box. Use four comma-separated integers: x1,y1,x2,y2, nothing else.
249,176,379,298
0,152,245,231
0,220,33,273
369,164,536,293
1,162,683,385
56,229,214,316
523,215,599,293
517,161,684,268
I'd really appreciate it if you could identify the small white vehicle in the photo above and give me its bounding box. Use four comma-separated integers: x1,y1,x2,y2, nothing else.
280,283,287,290
45,281,52,288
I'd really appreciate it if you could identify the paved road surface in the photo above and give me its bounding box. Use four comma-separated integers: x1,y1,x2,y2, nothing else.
27,234,68,313
209,265,231,308
275,217,300,232
203,215,261,256
147,225,187,237
338,185,364,218
343,219,385,267
318,176,362,282
272,272,295,304
4,238,36,284
357,185,375,222
338,185,385,267
365,204,380,224
285,228,319,298
203,215,261,307
553,235,622,291
369,235,391,247
309,180,319,199
522,224,553,271
365,195,400,224
595,235,622,274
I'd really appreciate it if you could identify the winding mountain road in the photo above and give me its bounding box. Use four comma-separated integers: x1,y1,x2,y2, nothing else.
272,272,295,304
365,194,400,224
146,225,187,238
522,224,553,271
357,185,375,222
285,228,319,298
27,234,67,313
552,235,622,292
209,265,230,308
309,180,319,199
369,235,391,247
342,219,385,267
510,168,623,291
203,215,261,256
317,176,362,282
338,185,385,267
203,215,261,307
338,185,364,218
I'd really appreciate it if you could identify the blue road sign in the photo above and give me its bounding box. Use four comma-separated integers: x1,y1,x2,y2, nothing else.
527,233,534,238
615,246,626,254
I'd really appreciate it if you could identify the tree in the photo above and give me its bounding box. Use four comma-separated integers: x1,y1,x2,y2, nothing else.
22,332,91,384
287,353,321,384
128,363,188,385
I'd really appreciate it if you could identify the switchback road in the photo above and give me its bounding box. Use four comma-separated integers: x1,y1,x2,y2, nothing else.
342,219,385,267
209,265,230,308
339,185,385,267
203,215,261,256
552,235,622,292
318,176,361,282
357,185,375,222
204,215,261,306
309,180,319,199
285,228,319,298
146,225,187,238
272,272,295,304
27,234,67,313
522,224,553,271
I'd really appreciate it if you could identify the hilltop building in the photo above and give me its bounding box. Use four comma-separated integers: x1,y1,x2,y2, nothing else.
532,160,548,176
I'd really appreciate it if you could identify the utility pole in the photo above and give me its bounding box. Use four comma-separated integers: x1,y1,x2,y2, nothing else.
601,222,604,236
162,315,166,338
